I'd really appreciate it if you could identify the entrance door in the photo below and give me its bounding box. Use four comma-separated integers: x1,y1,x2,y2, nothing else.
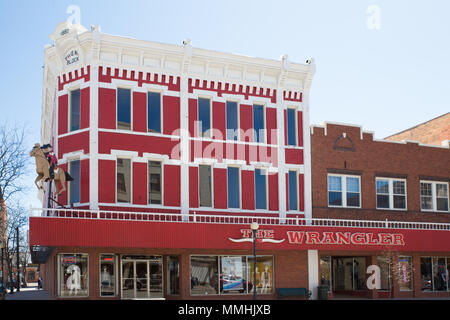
121,256,163,299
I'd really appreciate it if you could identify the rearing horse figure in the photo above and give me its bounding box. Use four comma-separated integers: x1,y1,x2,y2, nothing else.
30,143,51,191
30,143,73,195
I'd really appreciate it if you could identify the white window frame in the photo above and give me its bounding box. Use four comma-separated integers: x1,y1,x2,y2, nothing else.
375,177,407,211
116,86,133,131
227,165,241,209
252,103,266,144
147,89,163,134
420,180,449,213
287,170,300,212
148,160,164,206
198,164,213,208
68,158,81,206
225,100,240,141
115,157,132,204
254,167,268,210
69,87,81,133
286,106,298,146
198,96,212,139
327,174,361,208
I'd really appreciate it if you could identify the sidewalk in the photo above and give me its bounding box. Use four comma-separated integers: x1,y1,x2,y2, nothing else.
4,284,54,300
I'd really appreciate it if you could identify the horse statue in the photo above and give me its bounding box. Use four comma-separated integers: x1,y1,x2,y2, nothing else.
30,143,51,191
30,143,73,195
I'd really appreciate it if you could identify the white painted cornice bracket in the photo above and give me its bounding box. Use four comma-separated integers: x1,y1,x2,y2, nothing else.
278,54,290,88
182,38,192,75
304,57,316,92
90,24,102,63
91,24,102,43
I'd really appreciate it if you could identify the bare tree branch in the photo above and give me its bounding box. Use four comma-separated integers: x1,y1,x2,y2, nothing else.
0,124,29,202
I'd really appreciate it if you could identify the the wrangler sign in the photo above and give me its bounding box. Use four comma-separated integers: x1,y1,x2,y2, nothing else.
286,231,405,246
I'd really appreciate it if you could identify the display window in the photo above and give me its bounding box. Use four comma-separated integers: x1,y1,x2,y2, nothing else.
421,257,433,291
167,256,180,295
377,256,391,291
190,256,219,295
247,256,273,294
59,254,89,297
100,254,117,297
190,255,273,296
319,256,332,289
397,256,413,291
220,256,247,294
433,257,448,291
421,257,450,292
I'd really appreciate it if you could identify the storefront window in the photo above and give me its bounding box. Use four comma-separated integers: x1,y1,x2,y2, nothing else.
377,256,391,291
190,256,219,295
433,257,448,291
220,256,248,294
59,254,88,297
190,255,273,296
247,256,273,294
320,257,331,288
100,254,116,297
421,257,432,291
167,256,180,295
397,256,413,291
447,258,450,291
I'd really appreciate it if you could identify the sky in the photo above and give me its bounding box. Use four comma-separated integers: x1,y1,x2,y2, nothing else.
0,0,449,209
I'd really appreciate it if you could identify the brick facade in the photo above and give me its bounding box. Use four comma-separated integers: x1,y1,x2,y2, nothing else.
40,247,308,300
311,122,450,298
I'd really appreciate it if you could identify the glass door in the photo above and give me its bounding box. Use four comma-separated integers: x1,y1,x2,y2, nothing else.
135,261,149,299
121,257,163,299
122,261,135,299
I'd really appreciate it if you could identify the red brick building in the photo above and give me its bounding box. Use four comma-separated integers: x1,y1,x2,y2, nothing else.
311,122,450,298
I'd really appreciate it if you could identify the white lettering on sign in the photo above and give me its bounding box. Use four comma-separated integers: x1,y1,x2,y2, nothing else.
286,231,405,246
228,229,285,244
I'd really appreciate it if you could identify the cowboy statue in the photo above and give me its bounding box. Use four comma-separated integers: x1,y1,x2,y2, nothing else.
30,143,74,196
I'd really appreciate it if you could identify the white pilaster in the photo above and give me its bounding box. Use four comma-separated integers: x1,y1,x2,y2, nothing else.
179,75,190,220
89,63,99,209
303,59,315,223
308,249,319,300
276,89,287,220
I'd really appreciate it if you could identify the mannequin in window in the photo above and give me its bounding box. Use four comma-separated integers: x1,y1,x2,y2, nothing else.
260,265,271,294
101,266,112,287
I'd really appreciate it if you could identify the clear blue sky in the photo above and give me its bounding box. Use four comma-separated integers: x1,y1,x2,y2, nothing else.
0,0,449,208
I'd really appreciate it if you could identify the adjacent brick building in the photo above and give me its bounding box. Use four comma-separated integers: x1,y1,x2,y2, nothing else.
311,122,450,298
